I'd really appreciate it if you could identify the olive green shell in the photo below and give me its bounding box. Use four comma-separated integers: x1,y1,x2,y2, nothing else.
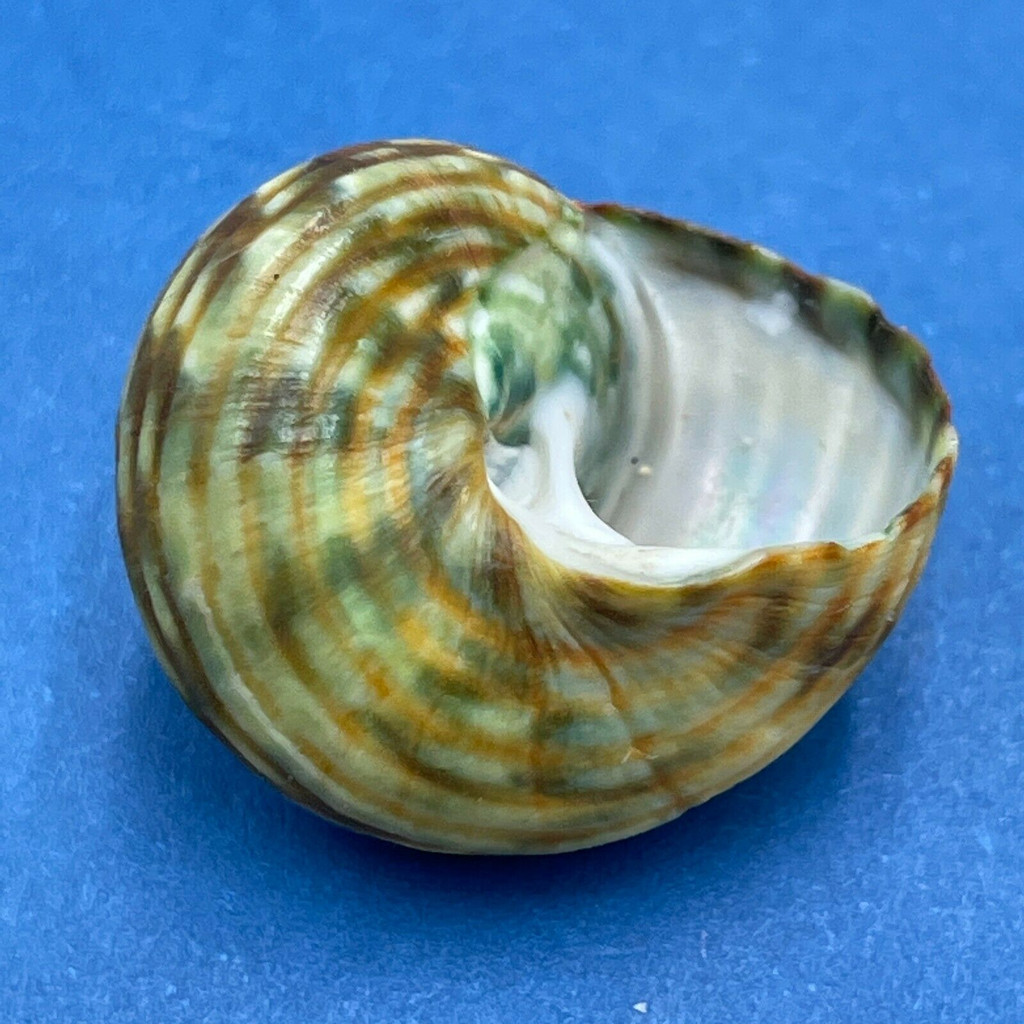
116,140,956,853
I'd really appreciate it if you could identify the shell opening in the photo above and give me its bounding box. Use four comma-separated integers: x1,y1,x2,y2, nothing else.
483,211,945,584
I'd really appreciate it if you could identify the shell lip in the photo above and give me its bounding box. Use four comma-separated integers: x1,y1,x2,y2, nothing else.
585,200,956,423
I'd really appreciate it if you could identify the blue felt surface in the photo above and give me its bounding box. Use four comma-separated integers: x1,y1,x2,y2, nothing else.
2,1,1022,1021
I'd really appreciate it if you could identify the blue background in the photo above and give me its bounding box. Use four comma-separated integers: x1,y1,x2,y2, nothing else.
2,1,1021,1021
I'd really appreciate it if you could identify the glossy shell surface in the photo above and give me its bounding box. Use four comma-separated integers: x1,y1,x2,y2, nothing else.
117,140,957,853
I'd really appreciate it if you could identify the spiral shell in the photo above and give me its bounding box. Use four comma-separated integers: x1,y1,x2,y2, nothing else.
117,140,957,853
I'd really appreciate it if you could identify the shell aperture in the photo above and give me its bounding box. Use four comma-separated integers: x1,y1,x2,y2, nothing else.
117,140,957,853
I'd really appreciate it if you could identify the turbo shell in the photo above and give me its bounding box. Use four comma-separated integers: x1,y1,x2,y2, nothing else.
116,140,957,853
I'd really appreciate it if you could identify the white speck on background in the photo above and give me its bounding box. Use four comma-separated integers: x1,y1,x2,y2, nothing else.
632,1002,648,1014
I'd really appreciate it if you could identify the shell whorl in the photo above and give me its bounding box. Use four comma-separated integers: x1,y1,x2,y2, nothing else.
117,140,956,853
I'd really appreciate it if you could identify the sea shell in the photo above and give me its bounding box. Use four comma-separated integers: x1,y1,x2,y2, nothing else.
116,140,957,854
